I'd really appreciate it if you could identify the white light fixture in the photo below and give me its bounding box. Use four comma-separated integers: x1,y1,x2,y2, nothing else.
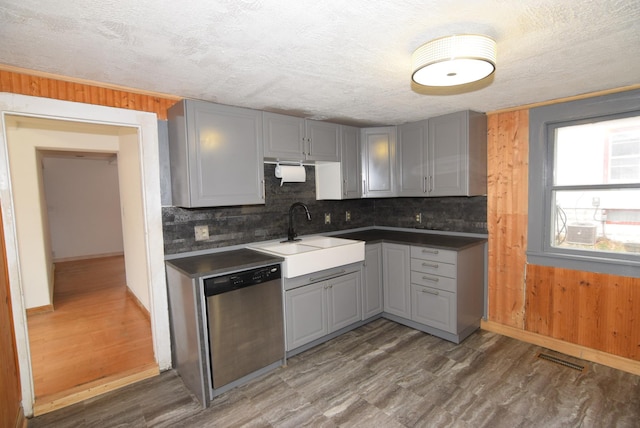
412,34,496,87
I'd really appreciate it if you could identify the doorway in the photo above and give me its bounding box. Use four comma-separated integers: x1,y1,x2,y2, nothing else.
24,150,156,412
0,94,171,418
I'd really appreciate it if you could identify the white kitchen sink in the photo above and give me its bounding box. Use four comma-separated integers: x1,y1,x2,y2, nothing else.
248,235,365,278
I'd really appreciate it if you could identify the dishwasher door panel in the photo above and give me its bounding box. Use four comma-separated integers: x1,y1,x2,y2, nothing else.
207,279,284,389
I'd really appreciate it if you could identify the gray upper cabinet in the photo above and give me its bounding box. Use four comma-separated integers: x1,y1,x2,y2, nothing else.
315,125,361,200
167,100,265,208
262,112,339,162
428,110,487,196
306,119,340,161
397,111,487,197
361,126,397,198
397,119,429,197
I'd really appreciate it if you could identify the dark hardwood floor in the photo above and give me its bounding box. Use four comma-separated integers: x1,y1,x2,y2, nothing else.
28,318,640,427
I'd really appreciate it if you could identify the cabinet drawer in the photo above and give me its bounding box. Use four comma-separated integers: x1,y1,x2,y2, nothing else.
410,271,456,293
411,246,456,264
410,258,456,279
411,284,456,334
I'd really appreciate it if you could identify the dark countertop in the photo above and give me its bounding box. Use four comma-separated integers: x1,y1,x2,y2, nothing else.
165,249,284,278
333,229,486,251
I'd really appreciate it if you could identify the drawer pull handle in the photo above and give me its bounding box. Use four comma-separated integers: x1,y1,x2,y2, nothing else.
422,262,439,268
310,270,346,283
422,275,439,282
421,248,439,254
421,288,439,295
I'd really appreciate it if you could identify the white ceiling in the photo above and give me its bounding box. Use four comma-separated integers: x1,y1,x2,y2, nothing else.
1,0,639,126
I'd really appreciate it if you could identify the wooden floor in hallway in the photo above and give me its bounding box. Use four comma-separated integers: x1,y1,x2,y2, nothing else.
27,255,157,415
28,318,640,427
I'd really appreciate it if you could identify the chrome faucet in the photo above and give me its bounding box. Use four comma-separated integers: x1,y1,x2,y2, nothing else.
286,202,311,242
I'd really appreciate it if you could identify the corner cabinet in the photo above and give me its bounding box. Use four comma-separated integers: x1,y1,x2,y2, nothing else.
397,110,487,197
315,125,361,200
361,126,397,197
262,112,340,162
167,100,265,207
382,242,411,318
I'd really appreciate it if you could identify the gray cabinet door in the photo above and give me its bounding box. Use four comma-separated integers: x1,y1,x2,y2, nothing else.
285,281,328,351
262,112,305,160
168,100,264,207
397,119,428,196
327,272,361,332
341,125,361,199
411,284,456,333
361,126,397,197
382,243,410,318
306,120,340,161
362,243,383,319
428,110,487,196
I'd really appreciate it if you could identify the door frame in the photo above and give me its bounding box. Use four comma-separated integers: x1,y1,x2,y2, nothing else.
0,93,171,417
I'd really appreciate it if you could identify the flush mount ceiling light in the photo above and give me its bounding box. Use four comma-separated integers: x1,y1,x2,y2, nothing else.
412,34,496,87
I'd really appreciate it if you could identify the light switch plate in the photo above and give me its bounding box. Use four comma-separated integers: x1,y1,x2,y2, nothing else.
324,213,331,224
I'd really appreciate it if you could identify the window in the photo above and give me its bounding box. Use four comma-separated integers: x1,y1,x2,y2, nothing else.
528,89,640,277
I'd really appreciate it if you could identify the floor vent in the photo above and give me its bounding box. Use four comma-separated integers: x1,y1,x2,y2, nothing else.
537,352,586,372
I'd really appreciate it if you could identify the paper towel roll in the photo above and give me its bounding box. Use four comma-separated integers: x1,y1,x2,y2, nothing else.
275,164,306,186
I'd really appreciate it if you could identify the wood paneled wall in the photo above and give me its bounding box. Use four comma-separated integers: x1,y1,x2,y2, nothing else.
0,205,24,428
525,265,640,360
486,108,640,363
487,110,529,328
0,70,177,120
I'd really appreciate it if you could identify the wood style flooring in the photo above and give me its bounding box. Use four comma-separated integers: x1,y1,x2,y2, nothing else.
29,318,640,427
27,256,156,413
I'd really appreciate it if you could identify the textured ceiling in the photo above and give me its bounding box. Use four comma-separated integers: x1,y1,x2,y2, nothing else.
1,0,639,125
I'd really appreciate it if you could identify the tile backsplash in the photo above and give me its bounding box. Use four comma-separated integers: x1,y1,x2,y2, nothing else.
162,164,487,255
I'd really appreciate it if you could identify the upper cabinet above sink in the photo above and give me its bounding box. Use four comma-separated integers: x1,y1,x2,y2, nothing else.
168,100,265,208
263,112,340,162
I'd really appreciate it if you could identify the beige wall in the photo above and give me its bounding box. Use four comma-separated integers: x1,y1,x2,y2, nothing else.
5,117,119,308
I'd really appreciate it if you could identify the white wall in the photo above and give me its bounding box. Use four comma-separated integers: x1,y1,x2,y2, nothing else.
118,130,150,310
42,156,124,261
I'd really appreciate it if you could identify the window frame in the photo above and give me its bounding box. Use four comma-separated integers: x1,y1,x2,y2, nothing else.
528,89,640,278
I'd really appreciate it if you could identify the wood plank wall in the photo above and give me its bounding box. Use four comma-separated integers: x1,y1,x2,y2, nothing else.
486,108,640,362
0,70,177,120
0,204,24,428
486,110,529,328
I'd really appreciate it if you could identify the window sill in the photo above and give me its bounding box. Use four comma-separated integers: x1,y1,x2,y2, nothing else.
526,250,640,278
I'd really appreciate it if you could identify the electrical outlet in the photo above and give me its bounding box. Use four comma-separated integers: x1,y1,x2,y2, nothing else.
194,225,209,241
415,213,422,223
324,213,331,224
345,211,351,221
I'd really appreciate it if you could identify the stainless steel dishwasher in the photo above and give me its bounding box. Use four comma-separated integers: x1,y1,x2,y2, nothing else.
204,264,284,390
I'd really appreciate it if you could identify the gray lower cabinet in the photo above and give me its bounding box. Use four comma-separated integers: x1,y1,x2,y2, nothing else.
285,271,361,351
382,242,411,318
409,244,484,343
167,99,264,207
377,241,484,343
262,112,340,162
362,243,383,319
